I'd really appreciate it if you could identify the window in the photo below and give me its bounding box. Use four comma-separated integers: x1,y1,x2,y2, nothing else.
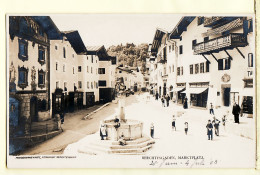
180,67,183,75
96,82,98,89
78,66,82,72
206,61,210,72
56,81,59,89
87,82,89,89
195,64,199,74
218,58,231,70
78,81,82,89
98,80,106,87
64,82,67,91
73,67,75,74
91,67,93,74
63,47,66,58
169,45,171,52
190,65,193,74
18,66,28,89
169,66,171,73
200,63,204,73
18,39,28,61
94,81,96,88
55,45,58,50
172,44,174,51
244,79,253,88
63,64,66,72
87,66,89,73
119,70,122,73
91,82,93,89
204,37,209,42
179,45,183,55
56,62,58,71
98,68,105,74
177,67,180,76
38,69,45,88
248,53,253,67
91,55,94,63
38,46,45,65
192,40,197,49
172,65,174,72
72,54,74,58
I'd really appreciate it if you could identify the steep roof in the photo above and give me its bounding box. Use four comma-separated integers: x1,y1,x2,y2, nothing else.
63,30,87,55
169,16,196,39
151,28,169,54
32,16,62,40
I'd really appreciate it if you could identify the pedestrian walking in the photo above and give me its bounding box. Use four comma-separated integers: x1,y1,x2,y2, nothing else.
184,122,188,135
209,103,214,115
172,115,176,131
150,123,154,138
155,92,159,100
166,94,170,107
212,116,220,136
183,97,188,109
222,115,226,130
161,97,165,107
206,120,213,140
232,102,241,124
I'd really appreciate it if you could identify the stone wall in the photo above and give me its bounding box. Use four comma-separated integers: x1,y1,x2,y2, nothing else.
17,92,50,134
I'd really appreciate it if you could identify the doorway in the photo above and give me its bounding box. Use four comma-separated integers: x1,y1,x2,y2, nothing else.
30,96,38,122
223,87,230,106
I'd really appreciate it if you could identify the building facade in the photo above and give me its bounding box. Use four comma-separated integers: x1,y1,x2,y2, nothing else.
149,16,254,117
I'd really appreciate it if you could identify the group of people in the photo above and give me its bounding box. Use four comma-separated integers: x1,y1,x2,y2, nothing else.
160,94,171,107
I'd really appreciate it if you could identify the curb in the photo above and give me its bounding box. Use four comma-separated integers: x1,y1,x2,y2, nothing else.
83,103,110,120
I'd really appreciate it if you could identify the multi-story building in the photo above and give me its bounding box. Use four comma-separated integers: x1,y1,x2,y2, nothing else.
50,30,87,115
149,16,254,117
150,28,169,98
8,16,61,153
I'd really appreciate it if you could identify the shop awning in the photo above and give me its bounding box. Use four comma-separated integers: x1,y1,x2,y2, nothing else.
169,87,185,92
181,87,208,94
202,18,243,37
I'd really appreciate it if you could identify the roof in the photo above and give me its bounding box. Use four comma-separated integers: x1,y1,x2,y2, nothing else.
169,16,196,39
63,30,87,55
87,45,110,61
32,16,62,40
151,28,169,54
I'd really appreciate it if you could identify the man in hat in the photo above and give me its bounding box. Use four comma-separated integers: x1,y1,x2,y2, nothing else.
206,120,213,140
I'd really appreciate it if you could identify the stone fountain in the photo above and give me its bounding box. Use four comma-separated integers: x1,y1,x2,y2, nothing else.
77,95,155,155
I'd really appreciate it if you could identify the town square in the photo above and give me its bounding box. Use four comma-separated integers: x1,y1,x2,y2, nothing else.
7,15,255,168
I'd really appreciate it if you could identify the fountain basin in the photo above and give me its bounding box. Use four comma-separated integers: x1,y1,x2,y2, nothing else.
104,119,143,141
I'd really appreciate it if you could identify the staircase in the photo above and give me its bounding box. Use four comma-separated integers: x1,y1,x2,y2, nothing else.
78,135,155,155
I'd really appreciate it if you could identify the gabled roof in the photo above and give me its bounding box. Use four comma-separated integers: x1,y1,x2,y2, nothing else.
87,45,111,61
63,30,87,55
151,28,169,54
169,16,195,39
32,16,62,40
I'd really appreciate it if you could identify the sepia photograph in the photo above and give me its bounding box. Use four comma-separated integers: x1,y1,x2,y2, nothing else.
6,14,256,168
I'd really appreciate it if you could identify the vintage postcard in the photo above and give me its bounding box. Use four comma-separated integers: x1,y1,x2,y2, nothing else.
6,14,256,168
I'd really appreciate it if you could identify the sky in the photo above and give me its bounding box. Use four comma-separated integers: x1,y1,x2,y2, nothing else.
50,14,182,48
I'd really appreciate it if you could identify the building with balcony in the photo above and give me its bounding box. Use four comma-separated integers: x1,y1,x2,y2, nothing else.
167,16,254,115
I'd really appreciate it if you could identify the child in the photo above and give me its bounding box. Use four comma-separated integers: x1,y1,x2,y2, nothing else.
212,116,220,136
172,115,176,131
209,103,214,115
206,120,213,140
161,97,165,107
184,122,188,135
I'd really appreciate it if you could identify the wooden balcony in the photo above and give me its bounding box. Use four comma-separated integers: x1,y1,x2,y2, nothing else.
193,33,247,55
